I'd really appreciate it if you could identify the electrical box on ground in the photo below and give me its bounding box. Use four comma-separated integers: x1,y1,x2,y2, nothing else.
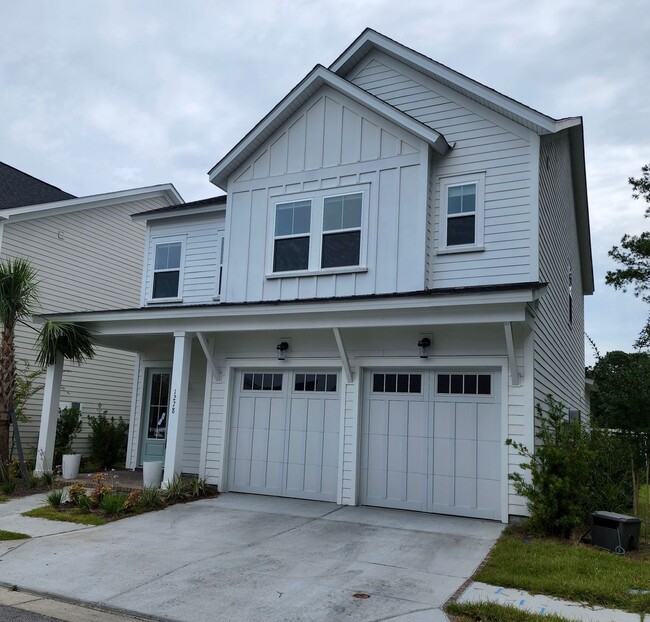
591,511,641,553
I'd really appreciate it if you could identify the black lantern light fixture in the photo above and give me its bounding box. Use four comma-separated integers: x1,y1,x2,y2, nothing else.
418,337,431,358
276,341,289,360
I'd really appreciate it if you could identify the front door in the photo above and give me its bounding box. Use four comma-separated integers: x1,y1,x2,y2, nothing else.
140,369,171,465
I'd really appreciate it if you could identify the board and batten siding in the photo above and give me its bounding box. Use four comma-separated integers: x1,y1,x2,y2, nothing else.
1,197,165,453
223,85,429,303
534,133,586,415
144,213,225,306
347,51,538,289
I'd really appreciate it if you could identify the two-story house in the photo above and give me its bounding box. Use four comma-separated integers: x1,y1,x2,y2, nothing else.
34,30,592,522
0,162,182,456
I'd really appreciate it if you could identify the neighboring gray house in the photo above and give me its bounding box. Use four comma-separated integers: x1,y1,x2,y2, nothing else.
0,162,182,457
35,30,593,522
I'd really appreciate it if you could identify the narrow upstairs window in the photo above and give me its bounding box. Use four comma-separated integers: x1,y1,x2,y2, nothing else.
153,242,182,299
273,200,311,272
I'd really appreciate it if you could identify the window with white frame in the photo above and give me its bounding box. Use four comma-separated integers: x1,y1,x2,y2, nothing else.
152,241,182,299
270,189,366,275
439,173,485,250
273,199,312,272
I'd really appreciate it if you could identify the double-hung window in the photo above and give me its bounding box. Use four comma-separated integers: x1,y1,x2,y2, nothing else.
439,173,485,251
270,188,366,275
322,193,362,268
273,200,312,272
152,241,182,300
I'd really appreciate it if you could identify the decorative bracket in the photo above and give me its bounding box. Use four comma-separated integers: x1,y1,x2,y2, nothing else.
503,322,521,387
333,327,352,383
196,332,221,381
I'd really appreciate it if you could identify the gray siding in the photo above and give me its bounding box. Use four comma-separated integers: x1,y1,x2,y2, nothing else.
224,85,429,303
534,133,586,414
2,197,164,455
348,52,537,289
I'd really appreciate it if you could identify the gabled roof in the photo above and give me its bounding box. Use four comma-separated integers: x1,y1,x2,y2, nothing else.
132,195,226,221
0,184,184,223
330,28,582,136
0,162,75,209
208,65,450,190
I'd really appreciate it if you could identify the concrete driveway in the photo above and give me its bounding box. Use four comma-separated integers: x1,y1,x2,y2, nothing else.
0,493,504,621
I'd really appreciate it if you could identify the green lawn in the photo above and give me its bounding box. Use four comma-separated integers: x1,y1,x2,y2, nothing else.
447,602,575,622
475,531,650,614
23,506,107,526
0,529,31,540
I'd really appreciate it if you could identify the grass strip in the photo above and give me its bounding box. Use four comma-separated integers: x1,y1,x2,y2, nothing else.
447,601,574,621
0,494,7,503
23,506,106,526
0,529,31,540
476,532,650,614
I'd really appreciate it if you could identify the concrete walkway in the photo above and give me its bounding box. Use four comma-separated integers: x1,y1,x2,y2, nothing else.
0,493,504,622
458,581,644,622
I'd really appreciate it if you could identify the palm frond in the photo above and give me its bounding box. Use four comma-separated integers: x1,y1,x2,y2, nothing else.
0,258,39,325
36,321,97,367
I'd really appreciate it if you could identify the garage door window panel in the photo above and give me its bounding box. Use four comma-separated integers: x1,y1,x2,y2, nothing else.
372,373,422,394
436,373,491,396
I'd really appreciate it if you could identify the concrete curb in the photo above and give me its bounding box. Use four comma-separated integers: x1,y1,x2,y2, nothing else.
0,585,159,622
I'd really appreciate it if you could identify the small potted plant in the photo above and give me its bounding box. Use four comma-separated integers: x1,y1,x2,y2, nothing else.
55,406,83,479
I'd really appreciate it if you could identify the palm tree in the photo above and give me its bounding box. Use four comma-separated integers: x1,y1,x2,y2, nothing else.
0,258,97,473
0,258,38,468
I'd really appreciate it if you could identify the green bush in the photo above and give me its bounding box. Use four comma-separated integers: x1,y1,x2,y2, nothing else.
87,405,128,469
507,396,592,538
0,479,16,494
138,486,164,510
47,489,63,507
100,493,127,515
55,406,82,464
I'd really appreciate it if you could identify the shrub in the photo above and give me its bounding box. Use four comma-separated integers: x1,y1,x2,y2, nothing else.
0,479,16,494
507,396,592,538
123,489,141,510
66,482,87,506
188,476,209,498
138,486,164,510
100,493,127,515
87,405,128,469
55,406,82,464
27,474,39,489
40,471,54,487
88,471,117,507
47,489,63,507
162,474,189,504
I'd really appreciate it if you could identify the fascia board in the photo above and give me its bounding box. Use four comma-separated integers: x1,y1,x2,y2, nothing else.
0,184,183,222
35,289,540,330
208,65,449,190
132,204,226,222
330,29,560,135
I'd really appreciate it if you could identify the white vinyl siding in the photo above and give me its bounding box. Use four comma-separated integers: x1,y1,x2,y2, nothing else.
225,85,428,302
144,213,226,306
348,52,537,289
1,196,166,454
534,133,586,416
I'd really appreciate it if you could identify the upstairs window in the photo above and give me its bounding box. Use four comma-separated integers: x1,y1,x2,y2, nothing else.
273,200,311,272
269,188,367,276
152,241,182,299
322,193,362,268
439,173,485,251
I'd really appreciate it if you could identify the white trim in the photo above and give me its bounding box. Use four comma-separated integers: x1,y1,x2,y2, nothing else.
529,133,541,282
148,235,187,303
208,65,449,189
197,332,222,380
329,29,564,135
500,363,509,523
125,353,142,470
218,365,234,490
199,355,214,479
438,172,486,252
132,202,226,222
333,328,352,383
0,184,183,222
267,185,370,277
504,322,521,386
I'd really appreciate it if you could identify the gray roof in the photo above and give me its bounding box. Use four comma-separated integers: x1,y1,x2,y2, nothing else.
0,162,75,209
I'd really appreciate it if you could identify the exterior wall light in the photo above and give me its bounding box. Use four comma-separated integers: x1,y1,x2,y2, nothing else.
276,341,289,360
418,337,431,358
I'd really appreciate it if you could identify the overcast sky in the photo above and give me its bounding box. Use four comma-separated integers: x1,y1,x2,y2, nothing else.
1,0,648,362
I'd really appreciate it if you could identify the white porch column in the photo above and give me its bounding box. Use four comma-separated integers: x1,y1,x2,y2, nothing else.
34,352,64,474
163,332,192,485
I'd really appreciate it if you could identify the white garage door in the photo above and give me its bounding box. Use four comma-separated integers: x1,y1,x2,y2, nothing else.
360,370,502,520
229,370,340,502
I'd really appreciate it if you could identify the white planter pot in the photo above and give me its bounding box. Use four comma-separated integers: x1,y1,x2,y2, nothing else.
143,461,164,488
62,454,81,480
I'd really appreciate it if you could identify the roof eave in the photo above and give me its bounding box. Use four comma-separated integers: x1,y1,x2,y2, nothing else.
330,29,561,135
132,203,227,222
208,65,449,191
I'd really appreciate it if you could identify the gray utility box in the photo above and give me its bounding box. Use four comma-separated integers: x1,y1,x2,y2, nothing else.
591,511,641,552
